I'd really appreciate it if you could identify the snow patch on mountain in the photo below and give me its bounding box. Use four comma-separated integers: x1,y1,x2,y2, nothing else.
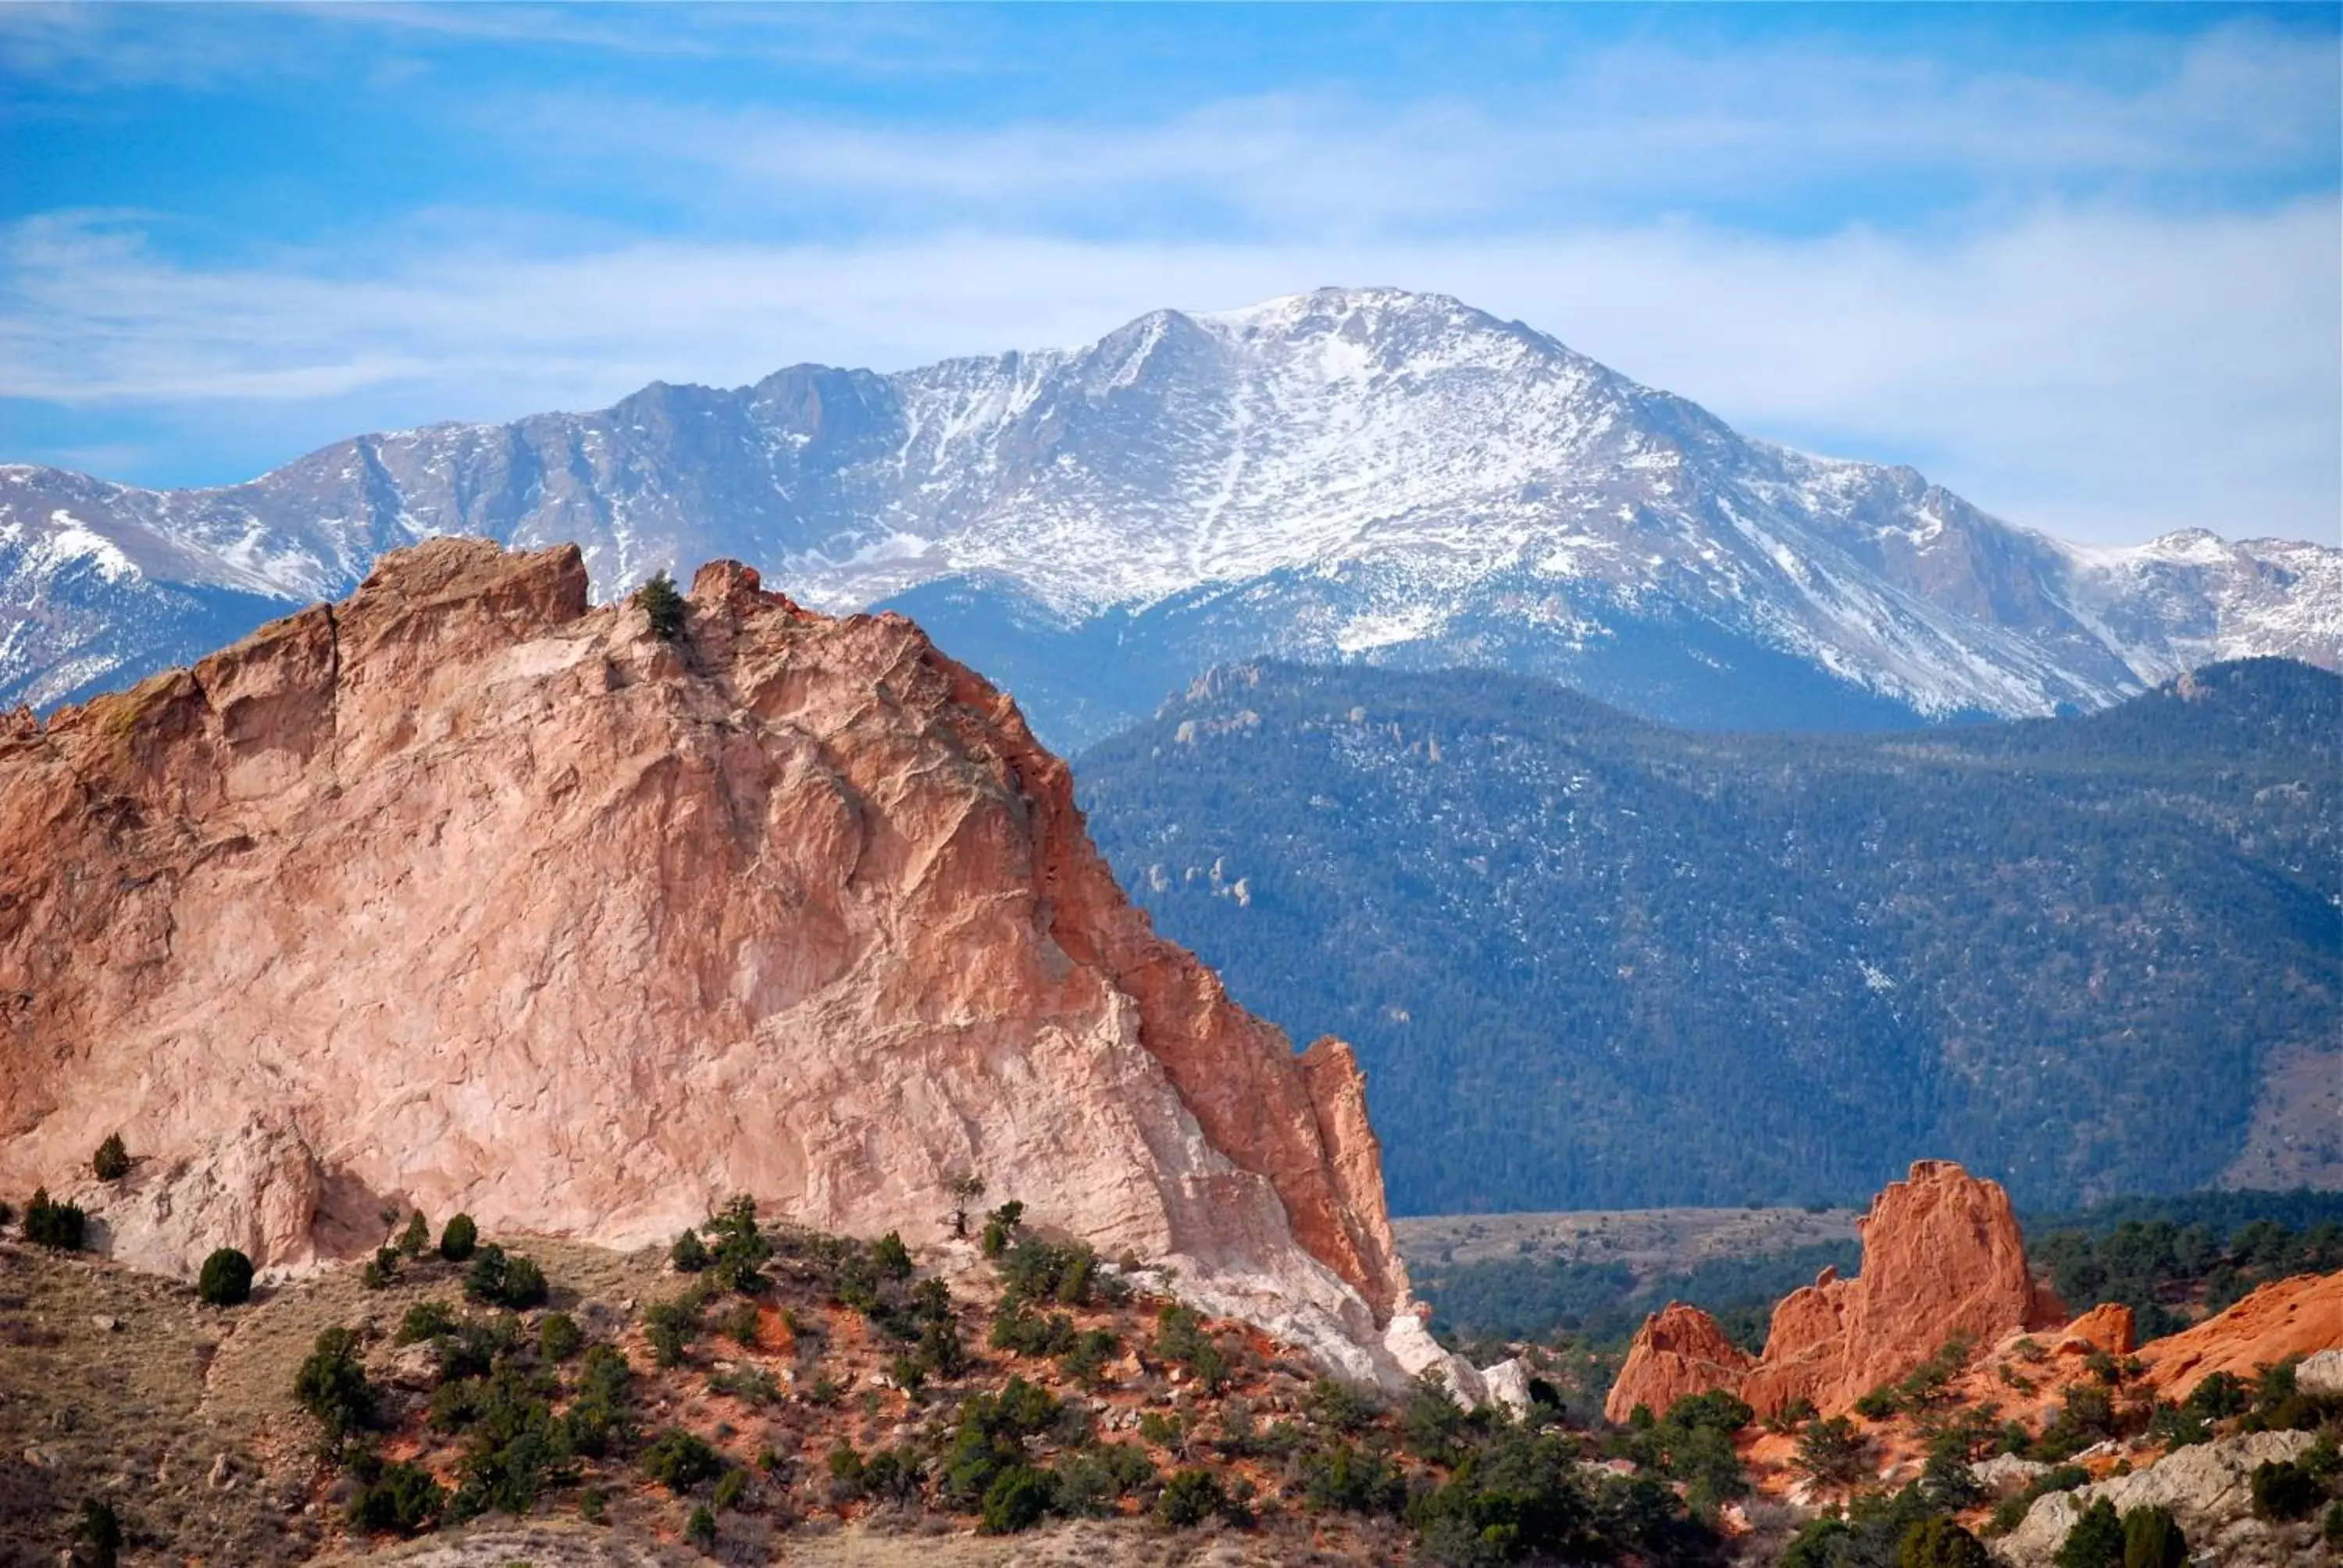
2,289,2335,733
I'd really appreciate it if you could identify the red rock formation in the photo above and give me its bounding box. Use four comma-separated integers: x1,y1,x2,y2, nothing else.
1607,1162,2065,1421
0,541,1419,1375
1604,1302,1758,1424
2057,1303,2137,1357
2138,1272,2343,1401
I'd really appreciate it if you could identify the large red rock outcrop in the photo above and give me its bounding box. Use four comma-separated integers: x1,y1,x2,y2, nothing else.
1604,1302,1758,1424
0,541,1419,1377
2137,1272,2343,1401
1607,1161,2065,1421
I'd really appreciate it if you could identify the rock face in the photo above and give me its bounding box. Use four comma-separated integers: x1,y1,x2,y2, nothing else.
2137,1271,2343,1401
1607,1161,2063,1420
1604,1303,1758,1424
1994,1431,2323,1568
0,540,1423,1381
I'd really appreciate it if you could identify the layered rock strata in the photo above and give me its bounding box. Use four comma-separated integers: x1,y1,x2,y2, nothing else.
0,540,1424,1381
1606,1161,2064,1422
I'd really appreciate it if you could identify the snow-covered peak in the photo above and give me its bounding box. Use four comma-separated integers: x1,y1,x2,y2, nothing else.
2,287,2335,735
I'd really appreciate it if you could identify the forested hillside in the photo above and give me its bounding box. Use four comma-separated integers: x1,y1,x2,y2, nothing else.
1075,658,2340,1214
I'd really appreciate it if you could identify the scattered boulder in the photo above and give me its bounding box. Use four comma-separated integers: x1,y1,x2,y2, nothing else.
2297,1347,2343,1399
2056,1302,2135,1356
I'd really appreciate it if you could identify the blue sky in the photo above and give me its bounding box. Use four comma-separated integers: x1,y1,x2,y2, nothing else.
2,2,2337,546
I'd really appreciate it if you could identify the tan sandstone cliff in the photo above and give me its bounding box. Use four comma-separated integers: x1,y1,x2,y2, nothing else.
0,540,1430,1382
1606,1161,2064,1423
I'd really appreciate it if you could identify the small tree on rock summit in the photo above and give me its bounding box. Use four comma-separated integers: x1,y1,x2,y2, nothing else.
635,572,687,640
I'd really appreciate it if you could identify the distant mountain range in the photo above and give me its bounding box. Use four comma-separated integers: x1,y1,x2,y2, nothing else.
1072,657,2342,1215
4,288,2336,739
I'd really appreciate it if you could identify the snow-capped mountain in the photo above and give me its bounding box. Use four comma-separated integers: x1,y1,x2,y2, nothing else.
5,287,2336,740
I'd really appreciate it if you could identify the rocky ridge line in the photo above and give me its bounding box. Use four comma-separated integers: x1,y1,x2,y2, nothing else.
0,538,1453,1388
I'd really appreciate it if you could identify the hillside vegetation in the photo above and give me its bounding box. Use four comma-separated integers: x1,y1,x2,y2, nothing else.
1075,658,2341,1214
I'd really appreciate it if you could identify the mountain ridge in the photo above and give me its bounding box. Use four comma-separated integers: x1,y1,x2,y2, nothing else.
1071,654,2342,1213
5,287,2336,739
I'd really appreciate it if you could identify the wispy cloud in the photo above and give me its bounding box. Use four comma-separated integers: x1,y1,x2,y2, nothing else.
512,20,2338,237
2,8,2333,543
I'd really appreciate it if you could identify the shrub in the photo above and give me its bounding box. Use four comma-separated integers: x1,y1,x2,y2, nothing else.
872,1230,914,1281
721,1300,760,1347
1988,1464,2091,1536
1400,1370,1471,1463
1299,1439,1406,1516
1794,1415,1872,1489
362,1246,399,1289
1664,1388,1755,1434
539,1311,583,1363
462,1244,548,1309
349,1459,445,1534
2324,1499,2343,1548
1307,1376,1382,1433
708,1363,782,1406
979,1463,1053,1534
25,1188,85,1250
77,1498,122,1568
996,1233,1106,1307
397,1299,460,1345
294,1327,376,1442
1057,1327,1119,1388
398,1210,430,1257
643,1427,723,1492
501,1253,548,1309
2184,1370,2248,1420
1154,1303,1229,1392
1157,1466,1228,1528
672,1228,711,1273
636,572,687,640
1855,1385,1901,1420
439,1213,477,1262
1051,1442,1156,1517
713,1467,747,1510
462,1243,505,1303
198,1246,255,1306
947,1173,986,1238
92,1133,130,1181
702,1196,772,1293
2120,1506,2186,1568
565,1345,635,1457
2251,1458,2320,1521
1898,1516,1992,1568
2054,1498,2124,1568
645,1289,707,1367
990,1305,1075,1358
685,1502,715,1548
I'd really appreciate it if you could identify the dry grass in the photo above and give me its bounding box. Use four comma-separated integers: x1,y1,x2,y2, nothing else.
0,1236,312,1567
1393,1204,1859,1275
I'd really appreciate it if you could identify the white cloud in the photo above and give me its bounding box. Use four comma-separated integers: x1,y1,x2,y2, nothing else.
3,200,2334,546
507,20,2339,236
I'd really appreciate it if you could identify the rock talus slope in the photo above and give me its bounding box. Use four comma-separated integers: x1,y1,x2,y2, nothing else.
1607,1161,2063,1422
0,539,1425,1381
